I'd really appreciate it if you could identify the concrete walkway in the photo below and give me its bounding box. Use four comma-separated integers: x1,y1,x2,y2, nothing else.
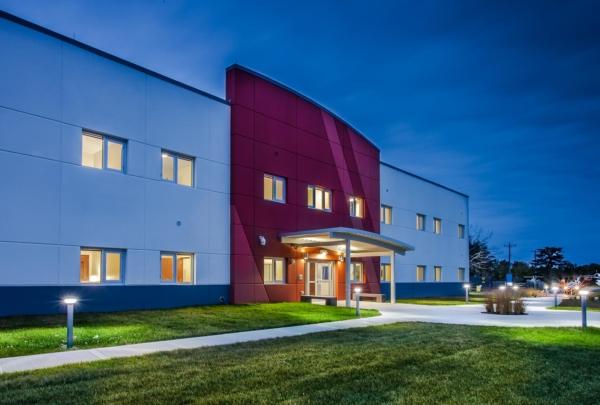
1,297,597,374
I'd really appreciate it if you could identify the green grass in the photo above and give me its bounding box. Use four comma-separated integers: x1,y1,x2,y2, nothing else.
548,298,600,312
396,295,486,305
1,323,599,404
0,303,378,358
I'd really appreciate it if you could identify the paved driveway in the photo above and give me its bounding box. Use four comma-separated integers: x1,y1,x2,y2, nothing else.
359,297,600,327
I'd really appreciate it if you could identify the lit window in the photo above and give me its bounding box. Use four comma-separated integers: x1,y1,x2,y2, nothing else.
82,131,125,172
380,263,391,282
416,214,426,231
349,196,364,218
264,257,285,284
434,266,442,282
380,205,392,224
458,267,466,282
350,262,363,282
162,151,194,187
434,218,442,234
458,224,465,239
307,185,332,211
80,249,124,283
416,265,426,282
263,174,286,203
160,252,194,284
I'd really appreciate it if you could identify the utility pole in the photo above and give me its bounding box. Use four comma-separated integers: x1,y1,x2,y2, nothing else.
504,242,517,283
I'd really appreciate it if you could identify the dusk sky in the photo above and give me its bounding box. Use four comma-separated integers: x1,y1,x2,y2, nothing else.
2,0,598,264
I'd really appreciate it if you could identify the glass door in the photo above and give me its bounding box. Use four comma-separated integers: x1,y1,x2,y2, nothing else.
315,262,335,296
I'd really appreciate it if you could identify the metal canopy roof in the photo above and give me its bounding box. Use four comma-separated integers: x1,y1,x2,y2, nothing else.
280,227,414,257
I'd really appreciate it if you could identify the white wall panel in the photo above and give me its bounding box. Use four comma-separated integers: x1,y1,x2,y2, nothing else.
0,107,61,160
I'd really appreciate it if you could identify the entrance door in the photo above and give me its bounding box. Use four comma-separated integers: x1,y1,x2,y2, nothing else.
315,262,334,296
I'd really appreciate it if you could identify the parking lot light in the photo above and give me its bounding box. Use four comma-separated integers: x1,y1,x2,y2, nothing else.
63,297,78,348
354,287,362,317
463,283,470,302
580,290,590,329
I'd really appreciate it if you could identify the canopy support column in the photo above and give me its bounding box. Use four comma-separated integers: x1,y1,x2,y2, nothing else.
389,251,396,303
345,239,351,308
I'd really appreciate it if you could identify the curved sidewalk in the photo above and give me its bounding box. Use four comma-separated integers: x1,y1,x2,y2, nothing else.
1,297,597,374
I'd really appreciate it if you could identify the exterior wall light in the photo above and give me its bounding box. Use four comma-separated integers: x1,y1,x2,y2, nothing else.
354,287,362,317
63,297,78,349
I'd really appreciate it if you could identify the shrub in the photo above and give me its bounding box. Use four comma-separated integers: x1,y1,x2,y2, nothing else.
484,288,526,315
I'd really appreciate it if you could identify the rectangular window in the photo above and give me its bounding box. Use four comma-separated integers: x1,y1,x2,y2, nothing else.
307,185,332,211
416,265,426,282
458,267,466,282
350,262,363,282
434,266,442,282
349,197,364,218
380,263,391,282
263,174,286,203
264,257,285,284
458,224,466,239
82,131,125,172
160,252,194,284
416,214,426,231
80,248,124,284
380,205,392,224
162,151,194,187
434,218,442,234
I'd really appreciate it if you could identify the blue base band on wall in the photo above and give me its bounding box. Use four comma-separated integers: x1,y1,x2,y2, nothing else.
379,282,463,300
0,285,230,316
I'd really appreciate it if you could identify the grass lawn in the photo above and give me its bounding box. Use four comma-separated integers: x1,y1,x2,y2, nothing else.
1,323,599,404
0,303,378,358
397,294,486,305
548,298,600,312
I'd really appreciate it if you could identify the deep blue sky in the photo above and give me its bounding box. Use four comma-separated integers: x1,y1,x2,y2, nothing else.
2,0,599,264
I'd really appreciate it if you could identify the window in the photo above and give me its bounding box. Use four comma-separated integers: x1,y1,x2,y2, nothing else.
434,266,442,282
307,185,331,211
349,197,364,218
416,265,426,282
264,257,285,284
350,262,363,282
458,267,466,282
434,218,442,234
458,224,466,239
80,249,124,283
380,263,391,282
416,214,426,231
380,205,392,225
82,131,125,172
264,174,286,203
162,151,193,186
160,253,193,283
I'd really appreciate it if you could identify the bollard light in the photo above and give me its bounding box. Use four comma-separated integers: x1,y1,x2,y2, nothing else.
551,286,559,307
463,283,470,302
580,290,589,329
499,285,506,291
354,287,362,317
512,285,519,291
63,297,78,349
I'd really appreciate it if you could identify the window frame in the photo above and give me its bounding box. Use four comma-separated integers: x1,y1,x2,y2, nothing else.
380,205,392,225
458,267,466,282
434,217,442,235
349,196,364,218
82,130,127,173
416,213,426,231
350,262,364,282
263,174,286,203
380,263,392,282
434,266,442,282
160,252,195,284
307,185,332,212
416,265,426,282
263,257,286,284
161,150,194,187
80,248,125,284
458,224,466,239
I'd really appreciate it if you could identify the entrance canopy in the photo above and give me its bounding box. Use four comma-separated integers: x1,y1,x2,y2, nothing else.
280,227,414,257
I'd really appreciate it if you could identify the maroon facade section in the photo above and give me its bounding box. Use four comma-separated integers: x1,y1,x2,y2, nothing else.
227,66,381,303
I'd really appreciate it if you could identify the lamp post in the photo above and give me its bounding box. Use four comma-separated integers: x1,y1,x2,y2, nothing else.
551,286,559,308
463,283,470,302
580,290,589,329
354,287,362,317
63,297,78,349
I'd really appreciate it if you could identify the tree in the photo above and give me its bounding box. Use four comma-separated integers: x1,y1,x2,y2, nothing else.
531,247,566,282
469,229,496,286
511,261,531,282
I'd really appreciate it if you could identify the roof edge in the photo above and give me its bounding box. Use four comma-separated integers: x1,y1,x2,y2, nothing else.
227,63,380,151
380,161,469,198
0,10,228,105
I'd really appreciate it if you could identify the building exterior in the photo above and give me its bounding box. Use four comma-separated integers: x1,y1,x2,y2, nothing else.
0,11,468,316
